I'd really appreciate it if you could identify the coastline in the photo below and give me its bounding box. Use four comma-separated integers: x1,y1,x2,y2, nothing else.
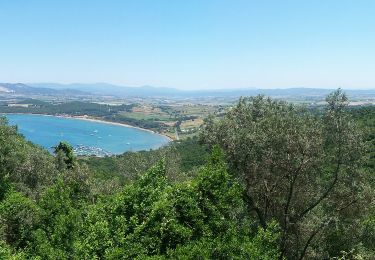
71,116,173,141
2,112,173,142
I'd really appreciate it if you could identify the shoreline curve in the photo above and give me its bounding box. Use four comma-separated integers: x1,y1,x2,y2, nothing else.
2,112,173,142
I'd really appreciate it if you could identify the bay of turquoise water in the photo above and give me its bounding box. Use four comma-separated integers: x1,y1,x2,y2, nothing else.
3,114,170,156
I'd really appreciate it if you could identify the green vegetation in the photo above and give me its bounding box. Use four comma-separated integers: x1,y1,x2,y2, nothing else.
0,99,135,117
119,110,173,121
81,136,208,183
0,99,171,132
0,90,374,259
103,113,169,132
0,100,215,137
54,142,76,170
201,90,374,259
350,106,375,170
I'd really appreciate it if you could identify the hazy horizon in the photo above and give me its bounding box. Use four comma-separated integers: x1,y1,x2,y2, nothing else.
28,82,375,91
1,0,375,90
0,81,373,91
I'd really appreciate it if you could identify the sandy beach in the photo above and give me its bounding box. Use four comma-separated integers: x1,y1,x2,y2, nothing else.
2,113,173,141
70,115,173,141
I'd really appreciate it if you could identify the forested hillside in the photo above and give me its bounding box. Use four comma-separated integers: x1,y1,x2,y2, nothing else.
1,90,374,259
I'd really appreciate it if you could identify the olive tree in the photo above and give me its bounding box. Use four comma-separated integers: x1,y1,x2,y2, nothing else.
201,90,365,259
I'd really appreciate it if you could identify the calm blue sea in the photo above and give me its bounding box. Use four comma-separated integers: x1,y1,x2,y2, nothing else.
3,114,170,155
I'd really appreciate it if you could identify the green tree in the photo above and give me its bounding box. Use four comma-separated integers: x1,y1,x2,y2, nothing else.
201,90,366,259
74,152,281,259
0,190,39,249
54,141,76,170
1,116,56,197
26,180,84,259
0,240,26,260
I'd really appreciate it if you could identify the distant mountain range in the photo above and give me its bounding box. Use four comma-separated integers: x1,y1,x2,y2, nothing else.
1,82,375,100
29,83,182,97
0,83,88,96
29,83,375,99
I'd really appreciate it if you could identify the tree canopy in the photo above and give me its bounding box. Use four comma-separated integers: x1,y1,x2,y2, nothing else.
1,90,374,259
201,89,372,259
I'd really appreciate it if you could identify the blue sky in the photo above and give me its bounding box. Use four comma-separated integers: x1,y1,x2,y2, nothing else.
0,0,374,89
